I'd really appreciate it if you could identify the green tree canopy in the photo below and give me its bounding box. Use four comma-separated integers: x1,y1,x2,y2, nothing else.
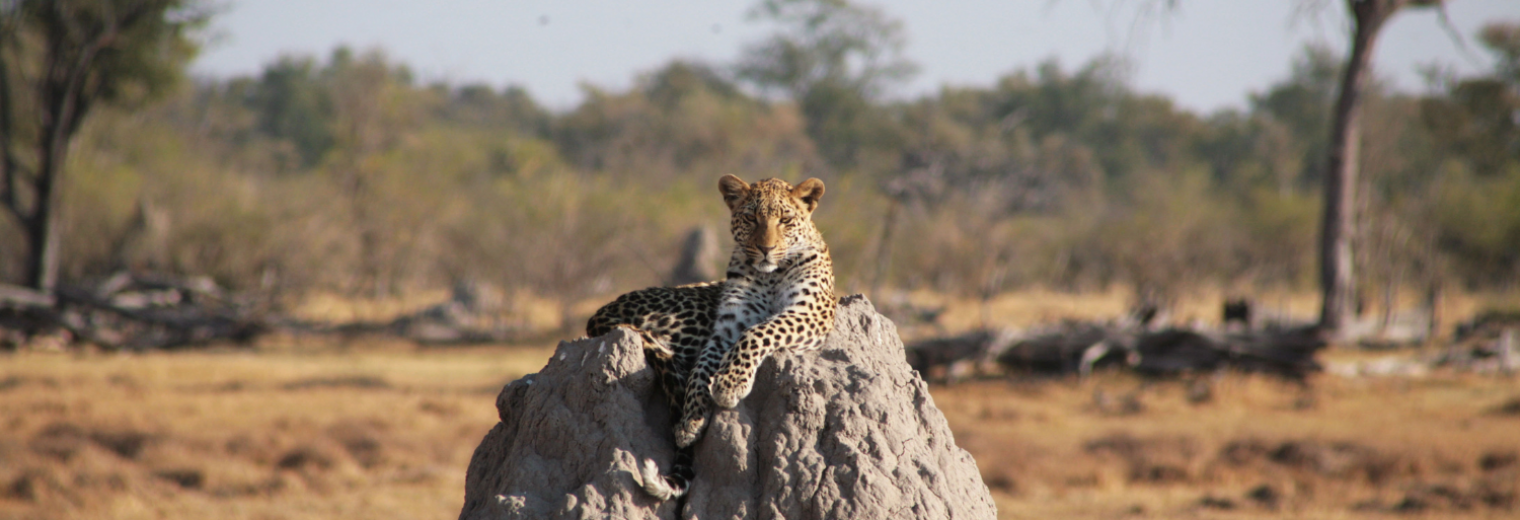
736,0,917,169
1,0,206,291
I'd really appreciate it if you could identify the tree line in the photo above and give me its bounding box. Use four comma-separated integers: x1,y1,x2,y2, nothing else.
2,0,1518,327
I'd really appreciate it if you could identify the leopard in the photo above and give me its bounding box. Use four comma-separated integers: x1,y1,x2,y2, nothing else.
585,174,837,500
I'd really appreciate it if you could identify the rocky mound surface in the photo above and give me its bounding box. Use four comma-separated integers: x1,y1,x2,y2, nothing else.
459,294,996,520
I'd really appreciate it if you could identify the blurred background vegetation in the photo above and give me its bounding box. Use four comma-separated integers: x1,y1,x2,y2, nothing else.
2,0,1517,326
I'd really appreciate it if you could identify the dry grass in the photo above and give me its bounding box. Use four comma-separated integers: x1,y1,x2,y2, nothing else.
4,344,1516,520
0,343,554,520
2,289,1518,519
286,289,566,332
286,289,455,324
942,369,1520,519
886,285,1504,348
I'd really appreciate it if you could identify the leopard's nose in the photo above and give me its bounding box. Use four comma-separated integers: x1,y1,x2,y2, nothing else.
757,245,775,254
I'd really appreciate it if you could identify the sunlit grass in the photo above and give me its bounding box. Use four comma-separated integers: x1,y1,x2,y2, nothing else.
2,290,1516,519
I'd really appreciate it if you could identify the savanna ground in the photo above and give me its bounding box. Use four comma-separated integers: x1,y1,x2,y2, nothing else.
1,290,1517,520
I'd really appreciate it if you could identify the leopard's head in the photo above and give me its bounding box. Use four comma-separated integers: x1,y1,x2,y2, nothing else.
718,175,825,273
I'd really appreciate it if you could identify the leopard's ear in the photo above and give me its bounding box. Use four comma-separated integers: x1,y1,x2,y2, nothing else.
718,175,750,211
791,178,825,214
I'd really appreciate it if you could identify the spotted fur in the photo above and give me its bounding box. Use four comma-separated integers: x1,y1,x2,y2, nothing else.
584,175,837,499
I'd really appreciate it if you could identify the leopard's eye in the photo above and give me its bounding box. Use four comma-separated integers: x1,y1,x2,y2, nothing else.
780,217,794,225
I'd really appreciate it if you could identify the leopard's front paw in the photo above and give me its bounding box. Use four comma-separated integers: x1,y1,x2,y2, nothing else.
674,414,705,448
710,370,755,409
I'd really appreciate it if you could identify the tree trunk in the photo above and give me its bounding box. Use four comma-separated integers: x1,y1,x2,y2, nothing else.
2,1,190,295
23,80,73,294
1319,0,1408,338
869,197,899,301
22,163,60,293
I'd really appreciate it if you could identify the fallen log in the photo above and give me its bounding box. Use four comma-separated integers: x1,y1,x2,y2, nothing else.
995,322,1135,376
0,284,55,307
969,321,1326,381
52,285,265,350
0,274,266,351
904,328,1016,383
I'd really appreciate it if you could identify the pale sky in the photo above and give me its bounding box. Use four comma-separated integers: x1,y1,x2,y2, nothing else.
191,0,1519,114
